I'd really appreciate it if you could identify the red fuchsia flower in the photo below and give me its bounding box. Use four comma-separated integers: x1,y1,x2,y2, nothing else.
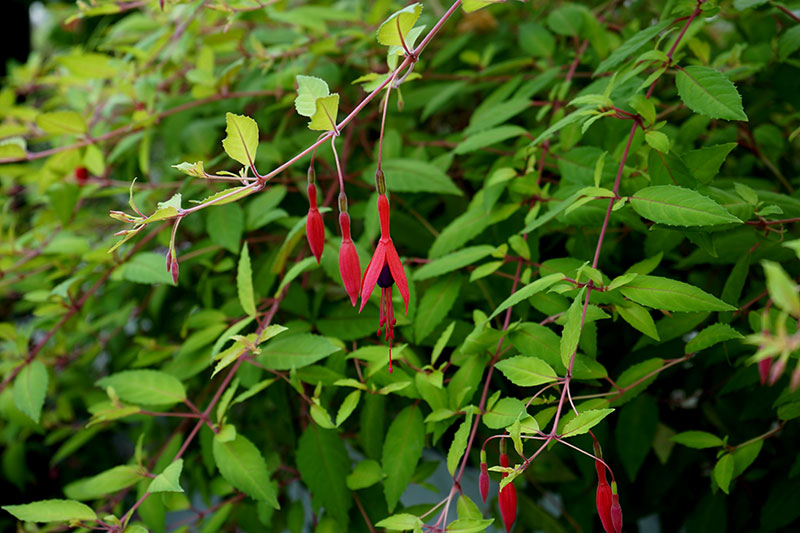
610,483,623,533
305,175,324,263
498,449,517,533
338,193,361,306
768,357,787,386
758,358,773,385
479,449,489,503
592,437,614,533
359,174,409,373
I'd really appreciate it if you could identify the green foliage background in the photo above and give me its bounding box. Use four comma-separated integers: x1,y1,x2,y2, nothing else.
2,0,800,531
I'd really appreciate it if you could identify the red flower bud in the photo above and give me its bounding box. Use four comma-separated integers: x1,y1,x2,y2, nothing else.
498,452,517,533
479,461,489,503
791,364,800,392
305,183,324,263
611,490,623,533
75,166,88,184
597,480,614,533
758,358,772,385
768,357,786,386
338,212,361,306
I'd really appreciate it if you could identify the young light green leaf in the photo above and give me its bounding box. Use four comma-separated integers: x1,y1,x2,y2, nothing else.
495,356,558,387
96,369,186,405
13,360,48,423
714,453,734,494
294,75,330,117
310,403,336,429
375,514,423,530
671,430,724,449
346,459,384,490
64,465,143,500
274,256,317,297
2,500,97,523
675,65,748,121
594,20,671,74
561,408,615,437
382,405,424,512
629,185,742,226
36,111,88,135
483,397,526,429
308,94,340,131
685,323,743,354
257,333,340,370
377,3,423,47
447,412,473,476
237,243,256,317
432,321,455,366
172,160,205,178
762,260,800,317
336,390,361,427
619,275,736,312
488,272,565,320
148,459,184,493
645,131,670,153
213,432,279,508
462,0,504,13
222,112,259,167
560,288,586,368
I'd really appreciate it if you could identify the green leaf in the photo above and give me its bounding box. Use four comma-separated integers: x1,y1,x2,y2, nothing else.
383,405,424,512
121,252,175,286
413,246,494,281
36,111,88,135
518,21,555,57
562,408,614,437
615,395,658,481
495,356,558,387
148,459,184,493
629,185,742,226
377,3,423,47
213,432,279,507
257,333,340,370
366,158,462,196
446,518,496,532
683,143,737,184
375,513,423,530
620,275,735,312
560,289,586,368
594,20,671,74
308,94,340,131
447,412,473,476
96,369,186,406
462,0,504,13
237,243,256,317
714,453,734,494
275,256,317,297
297,424,351,523
294,75,330,117
454,125,527,154
172,160,205,178
488,272,565,320
612,358,664,406
645,131,670,153
64,465,143,500
346,459,384,490
2,500,97,523
616,302,660,340
483,397,526,429
221,112,259,168
762,260,800,317
778,25,800,62
415,275,462,343
675,65,748,121
13,360,48,423
336,390,361,427
671,431,724,449
207,203,244,254
547,4,585,36
685,323,743,354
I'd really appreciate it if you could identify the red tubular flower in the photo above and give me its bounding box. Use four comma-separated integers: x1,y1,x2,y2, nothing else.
593,435,614,533
75,166,88,184
305,182,324,263
498,452,517,533
338,208,361,306
359,192,409,373
758,358,772,385
479,450,489,503
768,357,786,386
610,484,623,533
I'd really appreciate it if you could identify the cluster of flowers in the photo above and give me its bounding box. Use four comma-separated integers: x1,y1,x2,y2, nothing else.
305,168,409,372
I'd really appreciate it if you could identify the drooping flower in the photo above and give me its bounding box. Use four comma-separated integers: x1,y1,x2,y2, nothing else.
338,193,361,306
305,172,324,263
498,449,517,533
479,449,489,503
758,358,773,385
593,437,614,533
610,483,623,533
359,174,409,373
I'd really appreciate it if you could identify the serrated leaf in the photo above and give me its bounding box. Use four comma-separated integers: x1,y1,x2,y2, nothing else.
148,459,184,493
294,75,330,117
620,275,735,312
213,433,278,507
383,405,424,512
594,20,671,74
346,459,384,490
483,397,525,429
375,513,423,529
447,412,473,476
685,323,743,354
495,356,558,387
173,161,205,177
671,430,724,449
762,260,800,317
257,333,340,370
2,500,96,523
64,465,143,500
675,65,748,121
616,302,660,340
561,289,586,368
308,93,340,131
645,131,670,153
488,272,565,320
222,112,259,167
13,360,48,423
629,185,742,226
237,243,256,317
562,408,614,437
377,3,423,47
96,369,186,405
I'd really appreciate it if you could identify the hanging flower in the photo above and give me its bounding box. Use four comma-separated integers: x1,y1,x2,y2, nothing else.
338,193,361,306
479,449,489,503
305,168,324,263
498,449,517,533
359,180,409,372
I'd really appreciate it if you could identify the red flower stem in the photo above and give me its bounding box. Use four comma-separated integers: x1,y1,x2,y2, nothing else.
776,3,800,23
